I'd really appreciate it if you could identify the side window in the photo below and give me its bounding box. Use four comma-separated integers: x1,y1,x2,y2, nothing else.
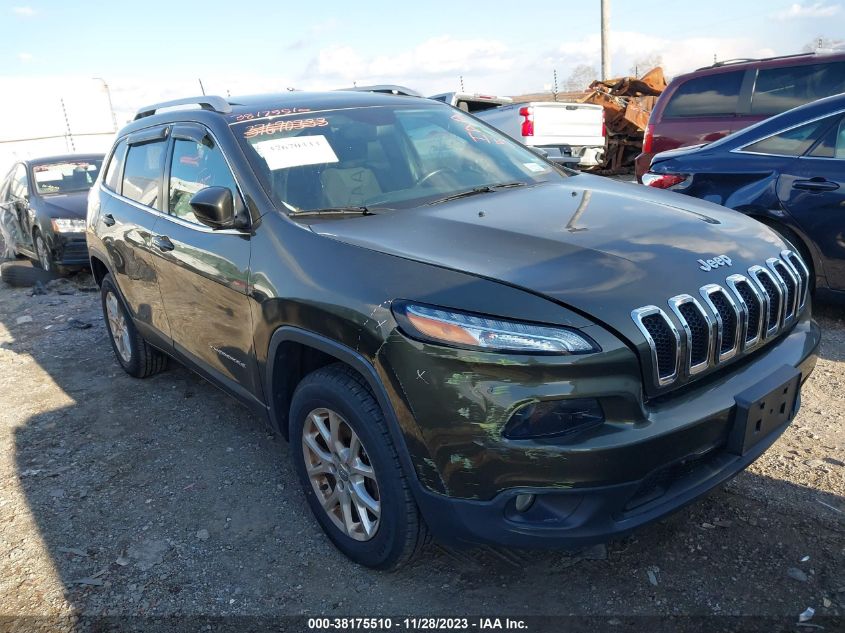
809,116,845,159
122,140,166,207
742,117,832,156
168,137,238,224
104,139,128,192
663,71,744,118
752,62,845,116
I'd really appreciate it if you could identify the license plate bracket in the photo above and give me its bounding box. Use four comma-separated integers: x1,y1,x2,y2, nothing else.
728,365,801,456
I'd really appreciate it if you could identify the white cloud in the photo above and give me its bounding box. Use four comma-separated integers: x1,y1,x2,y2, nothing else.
307,35,513,89
17,52,33,63
12,6,35,16
773,1,842,20
553,30,775,81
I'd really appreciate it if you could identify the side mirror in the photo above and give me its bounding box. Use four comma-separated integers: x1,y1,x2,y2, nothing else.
189,186,247,230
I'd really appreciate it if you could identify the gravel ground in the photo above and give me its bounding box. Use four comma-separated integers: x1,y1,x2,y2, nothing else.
0,264,843,628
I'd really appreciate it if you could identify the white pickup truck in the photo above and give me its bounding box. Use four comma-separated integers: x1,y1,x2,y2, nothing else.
430,92,606,168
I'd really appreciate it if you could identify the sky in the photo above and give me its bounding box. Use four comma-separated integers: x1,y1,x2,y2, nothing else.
0,0,844,145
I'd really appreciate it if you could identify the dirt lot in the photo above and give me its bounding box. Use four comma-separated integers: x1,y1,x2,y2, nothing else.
0,264,843,629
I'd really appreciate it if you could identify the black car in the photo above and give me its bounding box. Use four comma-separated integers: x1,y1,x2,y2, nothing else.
643,93,845,302
87,92,818,569
0,154,103,272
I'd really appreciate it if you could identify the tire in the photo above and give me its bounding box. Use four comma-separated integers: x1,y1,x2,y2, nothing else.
290,363,428,570
33,230,54,273
0,260,58,287
100,273,167,378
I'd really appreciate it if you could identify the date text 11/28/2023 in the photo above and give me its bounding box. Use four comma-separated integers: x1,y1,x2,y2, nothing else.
307,617,529,630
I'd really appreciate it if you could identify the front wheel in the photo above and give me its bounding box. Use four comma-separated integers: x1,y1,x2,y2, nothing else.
33,231,53,272
290,364,428,570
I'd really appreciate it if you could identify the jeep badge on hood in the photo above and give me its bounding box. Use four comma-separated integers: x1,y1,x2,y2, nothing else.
698,255,733,271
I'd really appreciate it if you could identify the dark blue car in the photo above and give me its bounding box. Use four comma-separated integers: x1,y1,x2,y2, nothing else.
643,93,845,301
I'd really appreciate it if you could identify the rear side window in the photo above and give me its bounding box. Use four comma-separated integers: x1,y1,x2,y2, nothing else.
104,139,128,192
663,71,744,118
809,116,845,159
752,62,845,116
122,140,166,207
742,117,832,156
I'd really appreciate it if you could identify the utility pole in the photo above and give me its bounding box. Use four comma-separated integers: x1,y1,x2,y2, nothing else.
601,0,610,80
60,98,75,152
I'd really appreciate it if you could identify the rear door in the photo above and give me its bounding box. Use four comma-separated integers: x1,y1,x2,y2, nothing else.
101,128,172,346
777,114,845,290
151,124,260,398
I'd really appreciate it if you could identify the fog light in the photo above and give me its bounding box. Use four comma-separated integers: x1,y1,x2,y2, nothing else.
504,398,604,439
514,494,535,512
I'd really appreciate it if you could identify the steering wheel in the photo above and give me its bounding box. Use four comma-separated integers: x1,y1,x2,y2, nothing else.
415,168,448,187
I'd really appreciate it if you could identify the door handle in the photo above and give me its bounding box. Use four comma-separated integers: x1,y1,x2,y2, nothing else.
102,213,116,226
793,178,840,192
152,235,175,252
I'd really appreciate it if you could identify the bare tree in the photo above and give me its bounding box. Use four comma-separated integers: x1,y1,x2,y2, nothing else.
802,36,845,52
629,53,663,78
565,64,598,92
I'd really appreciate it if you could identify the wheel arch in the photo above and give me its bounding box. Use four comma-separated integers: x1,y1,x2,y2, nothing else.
89,253,110,287
265,326,442,494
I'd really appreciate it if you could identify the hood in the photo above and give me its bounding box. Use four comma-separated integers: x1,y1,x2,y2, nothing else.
35,191,89,219
310,175,788,345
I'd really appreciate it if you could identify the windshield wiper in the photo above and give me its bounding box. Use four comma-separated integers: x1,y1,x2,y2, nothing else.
291,206,375,217
427,182,527,205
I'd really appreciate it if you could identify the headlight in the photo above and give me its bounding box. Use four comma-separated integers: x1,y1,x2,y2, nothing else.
392,302,599,354
50,218,86,233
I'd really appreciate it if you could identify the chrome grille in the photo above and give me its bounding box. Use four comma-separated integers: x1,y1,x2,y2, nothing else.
631,306,680,386
768,257,799,324
749,265,782,337
632,250,809,388
782,249,810,311
700,284,741,362
668,295,712,375
725,274,764,349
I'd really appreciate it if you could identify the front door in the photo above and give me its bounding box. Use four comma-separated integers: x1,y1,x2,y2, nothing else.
779,115,845,290
151,127,260,399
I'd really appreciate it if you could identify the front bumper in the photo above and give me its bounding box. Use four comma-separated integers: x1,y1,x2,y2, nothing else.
51,233,89,266
380,313,819,548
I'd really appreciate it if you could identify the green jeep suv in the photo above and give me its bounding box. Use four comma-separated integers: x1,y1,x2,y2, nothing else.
86,91,820,569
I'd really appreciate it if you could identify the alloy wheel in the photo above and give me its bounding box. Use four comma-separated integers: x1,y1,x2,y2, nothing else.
301,407,381,541
105,291,132,363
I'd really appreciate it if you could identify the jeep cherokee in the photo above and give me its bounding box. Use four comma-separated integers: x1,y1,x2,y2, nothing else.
86,91,820,569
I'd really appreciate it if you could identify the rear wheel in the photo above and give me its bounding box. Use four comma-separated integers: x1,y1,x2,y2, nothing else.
290,364,428,570
100,273,167,378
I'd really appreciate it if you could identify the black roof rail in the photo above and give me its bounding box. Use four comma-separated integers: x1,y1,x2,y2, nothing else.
134,96,233,120
337,84,423,97
695,51,817,71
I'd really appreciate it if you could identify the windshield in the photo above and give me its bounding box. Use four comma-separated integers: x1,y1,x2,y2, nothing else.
232,104,566,213
32,159,102,195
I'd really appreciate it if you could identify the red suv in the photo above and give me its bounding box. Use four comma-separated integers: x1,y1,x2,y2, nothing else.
635,51,845,181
